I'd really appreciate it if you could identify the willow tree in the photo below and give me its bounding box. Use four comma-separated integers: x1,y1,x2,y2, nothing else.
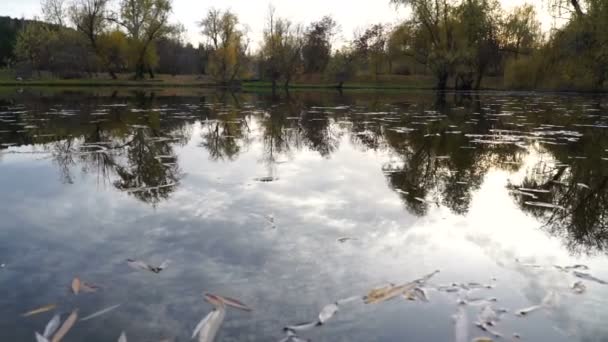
391,0,459,90
502,4,542,59
113,0,173,79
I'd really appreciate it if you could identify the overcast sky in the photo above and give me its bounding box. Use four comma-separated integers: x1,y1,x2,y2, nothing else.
0,0,555,50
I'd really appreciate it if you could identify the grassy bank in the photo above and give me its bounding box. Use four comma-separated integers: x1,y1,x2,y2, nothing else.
0,70,509,91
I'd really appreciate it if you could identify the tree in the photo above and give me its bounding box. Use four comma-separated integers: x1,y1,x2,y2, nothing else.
199,9,248,84
113,0,173,79
260,8,305,89
387,23,415,74
453,0,502,89
98,30,129,75
41,0,66,26
353,24,388,79
502,4,542,59
68,0,112,77
391,0,459,90
14,22,54,76
302,16,338,73
325,48,355,89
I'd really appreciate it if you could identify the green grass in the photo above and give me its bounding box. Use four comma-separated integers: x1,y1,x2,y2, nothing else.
0,70,507,91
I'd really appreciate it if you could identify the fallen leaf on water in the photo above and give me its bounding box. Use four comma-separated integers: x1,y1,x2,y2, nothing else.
127,259,169,274
472,338,494,342
35,332,49,342
453,305,468,342
197,306,225,342
284,321,318,332
337,237,356,243
51,309,78,342
71,278,81,295
80,282,98,293
43,314,61,338
117,331,127,342
318,303,338,324
336,295,362,305
192,310,215,339
80,304,121,321
22,304,57,317
516,305,542,317
279,329,310,342
573,271,608,285
365,282,417,304
204,293,252,312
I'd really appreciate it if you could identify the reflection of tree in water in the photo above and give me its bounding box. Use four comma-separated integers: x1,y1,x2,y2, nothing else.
378,95,526,216
510,143,608,255
6,90,608,251
112,128,181,205
299,108,341,157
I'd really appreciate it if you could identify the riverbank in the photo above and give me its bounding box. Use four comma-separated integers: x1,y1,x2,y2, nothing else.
0,71,508,91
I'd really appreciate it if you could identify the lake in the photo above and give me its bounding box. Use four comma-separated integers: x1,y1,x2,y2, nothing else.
1,88,608,342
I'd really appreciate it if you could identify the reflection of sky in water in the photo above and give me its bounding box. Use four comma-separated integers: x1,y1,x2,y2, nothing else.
0,91,608,341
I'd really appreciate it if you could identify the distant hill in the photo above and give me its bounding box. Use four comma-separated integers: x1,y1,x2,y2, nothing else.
0,16,28,67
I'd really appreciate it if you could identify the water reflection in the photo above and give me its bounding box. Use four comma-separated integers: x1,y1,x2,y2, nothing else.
1,89,608,340
1,90,608,251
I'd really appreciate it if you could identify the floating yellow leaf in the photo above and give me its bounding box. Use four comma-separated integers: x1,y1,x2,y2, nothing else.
51,309,78,342
21,304,56,317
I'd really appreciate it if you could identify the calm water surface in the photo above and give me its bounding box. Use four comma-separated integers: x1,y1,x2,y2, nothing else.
1,89,608,341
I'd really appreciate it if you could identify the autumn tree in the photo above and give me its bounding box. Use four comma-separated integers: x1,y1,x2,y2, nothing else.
452,0,502,89
391,0,459,90
67,0,112,76
260,7,305,89
502,4,542,59
199,8,248,84
113,0,173,79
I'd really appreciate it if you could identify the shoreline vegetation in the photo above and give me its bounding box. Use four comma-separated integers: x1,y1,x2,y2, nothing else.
1,0,606,93
0,77,606,93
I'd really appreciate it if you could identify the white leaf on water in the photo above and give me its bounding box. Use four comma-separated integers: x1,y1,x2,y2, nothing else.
524,201,565,210
453,305,468,342
516,305,542,316
43,314,61,338
284,321,318,332
158,260,171,270
336,295,362,305
35,332,50,342
192,310,215,339
197,307,225,342
318,303,338,324
117,331,127,342
80,304,122,322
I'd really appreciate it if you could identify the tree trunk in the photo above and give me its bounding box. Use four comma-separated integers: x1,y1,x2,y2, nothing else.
109,69,117,80
436,70,448,91
135,61,145,80
571,0,584,16
474,72,483,90
148,67,155,79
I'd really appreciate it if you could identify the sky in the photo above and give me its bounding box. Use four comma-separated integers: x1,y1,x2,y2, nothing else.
0,0,556,50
